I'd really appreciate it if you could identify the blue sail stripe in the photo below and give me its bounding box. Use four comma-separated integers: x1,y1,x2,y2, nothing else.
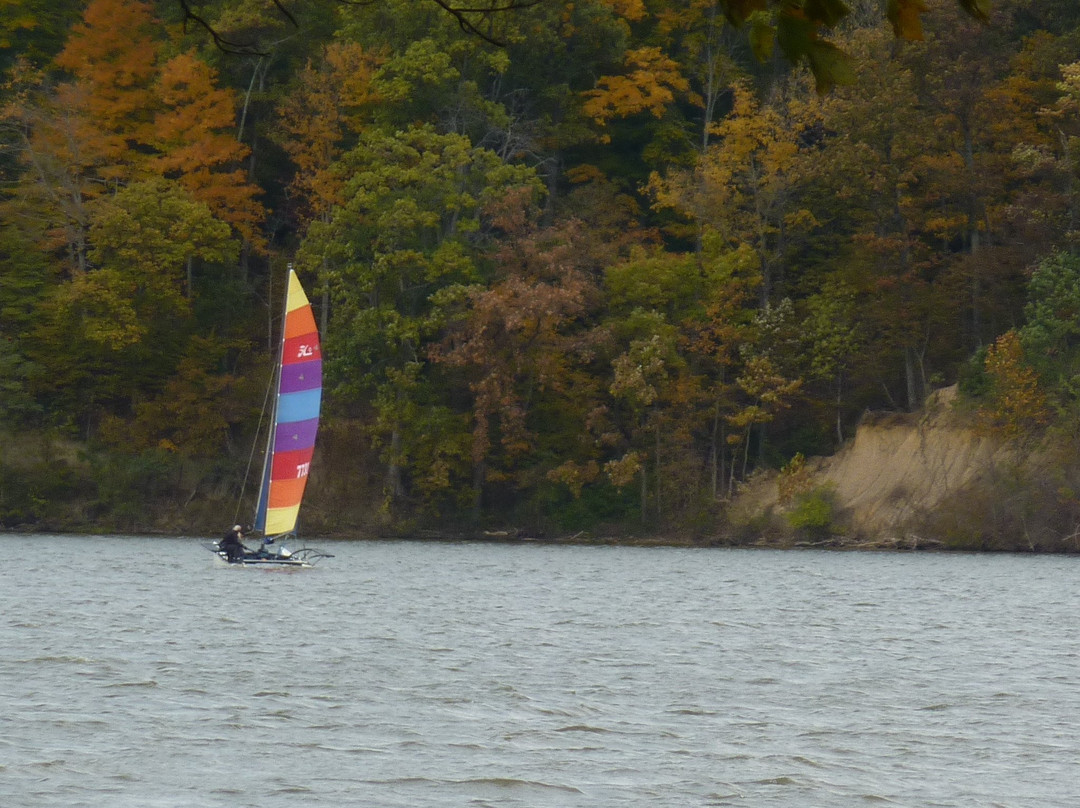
276,388,322,424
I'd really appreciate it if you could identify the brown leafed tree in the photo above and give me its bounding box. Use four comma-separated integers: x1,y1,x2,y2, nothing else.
10,0,161,273
53,0,159,183
276,41,382,226
432,210,599,494
151,52,265,249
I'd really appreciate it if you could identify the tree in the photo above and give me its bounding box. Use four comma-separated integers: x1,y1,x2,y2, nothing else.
52,0,159,183
174,0,992,93
979,329,1049,442
726,350,802,487
801,276,863,444
0,222,50,424
0,0,81,72
89,177,237,302
432,217,599,513
275,42,381,226
583,45,690,136
27,178,235,430
4,0,161,274
652,0,741,152
607,314,682,523
681,238,759,499
176,0,545,52
648,79,820,304
811,26,955,411
299,124,542,511
98,335,246,459
601,243,735,524
151,52,265,250
1019,250,1080,388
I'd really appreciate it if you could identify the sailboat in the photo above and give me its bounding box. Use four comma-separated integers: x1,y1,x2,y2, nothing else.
209,266,333,568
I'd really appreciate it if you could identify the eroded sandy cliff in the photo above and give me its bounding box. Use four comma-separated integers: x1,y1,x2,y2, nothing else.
729,386,1014,541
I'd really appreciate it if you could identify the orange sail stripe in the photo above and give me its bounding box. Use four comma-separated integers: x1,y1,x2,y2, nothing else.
284,304,317,340
268,476,309,509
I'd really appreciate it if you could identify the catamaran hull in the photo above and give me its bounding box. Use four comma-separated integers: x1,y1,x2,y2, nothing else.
210,552,312,569
203,542,329,568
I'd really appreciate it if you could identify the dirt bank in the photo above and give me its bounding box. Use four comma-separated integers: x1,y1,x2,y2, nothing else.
728,386,1022,546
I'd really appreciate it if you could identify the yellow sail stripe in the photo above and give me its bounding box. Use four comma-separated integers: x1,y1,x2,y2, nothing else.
264,504,302,537
287,270,311,312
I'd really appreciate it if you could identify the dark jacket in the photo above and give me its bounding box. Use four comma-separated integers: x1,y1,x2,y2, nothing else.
219,529,247,561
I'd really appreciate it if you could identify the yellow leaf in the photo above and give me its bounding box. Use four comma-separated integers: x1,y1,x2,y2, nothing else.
596,0,647,22
582,46,689,125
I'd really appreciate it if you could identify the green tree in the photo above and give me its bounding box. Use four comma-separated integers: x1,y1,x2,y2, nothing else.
0,222,50,424
28,178,235,429
1019,250,1080,390
802,276,863,444
174,0,992,93
811,26,950,411
681,238,759,499
299,124,541,512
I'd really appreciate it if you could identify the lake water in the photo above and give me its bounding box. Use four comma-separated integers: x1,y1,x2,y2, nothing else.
2,534,1078,807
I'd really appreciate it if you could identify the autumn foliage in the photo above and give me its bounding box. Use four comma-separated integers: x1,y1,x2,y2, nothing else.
5,0,1080,537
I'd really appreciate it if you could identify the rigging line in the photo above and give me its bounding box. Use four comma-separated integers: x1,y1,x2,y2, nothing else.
234,269,278,525
234,367,275,526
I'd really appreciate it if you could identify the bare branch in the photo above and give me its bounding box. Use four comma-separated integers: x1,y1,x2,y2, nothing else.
177,0,269,55
176,0,547,53
428,0,545,46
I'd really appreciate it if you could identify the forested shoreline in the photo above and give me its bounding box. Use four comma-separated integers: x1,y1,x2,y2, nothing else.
4,1,1080,544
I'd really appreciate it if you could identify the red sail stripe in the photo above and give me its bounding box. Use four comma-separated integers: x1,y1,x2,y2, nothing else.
271,447,314,480
282,334,321,365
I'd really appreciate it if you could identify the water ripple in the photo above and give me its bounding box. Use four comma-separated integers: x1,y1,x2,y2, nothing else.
3,535,1080,807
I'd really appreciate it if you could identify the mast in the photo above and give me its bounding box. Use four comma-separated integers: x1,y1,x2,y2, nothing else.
254,265,290,533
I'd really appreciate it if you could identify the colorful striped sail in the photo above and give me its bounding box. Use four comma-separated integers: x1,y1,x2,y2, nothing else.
254,267,322,536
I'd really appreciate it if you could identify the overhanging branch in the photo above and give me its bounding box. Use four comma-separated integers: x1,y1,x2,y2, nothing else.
177,0,547,54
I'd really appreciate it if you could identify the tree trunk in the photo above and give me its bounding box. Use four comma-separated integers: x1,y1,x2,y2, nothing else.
640,462,647,525
709,403,720,500
904,346,918,411
655,421,662,524
835,373,844,444
472,460,485,520
387,428,405,501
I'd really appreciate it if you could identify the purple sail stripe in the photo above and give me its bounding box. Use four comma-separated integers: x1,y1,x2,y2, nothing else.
273,416,319,452
280,359,322,394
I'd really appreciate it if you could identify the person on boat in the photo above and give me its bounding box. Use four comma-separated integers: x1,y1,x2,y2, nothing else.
219,524,249,563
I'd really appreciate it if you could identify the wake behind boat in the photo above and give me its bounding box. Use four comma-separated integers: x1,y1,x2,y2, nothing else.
207,266,332,568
